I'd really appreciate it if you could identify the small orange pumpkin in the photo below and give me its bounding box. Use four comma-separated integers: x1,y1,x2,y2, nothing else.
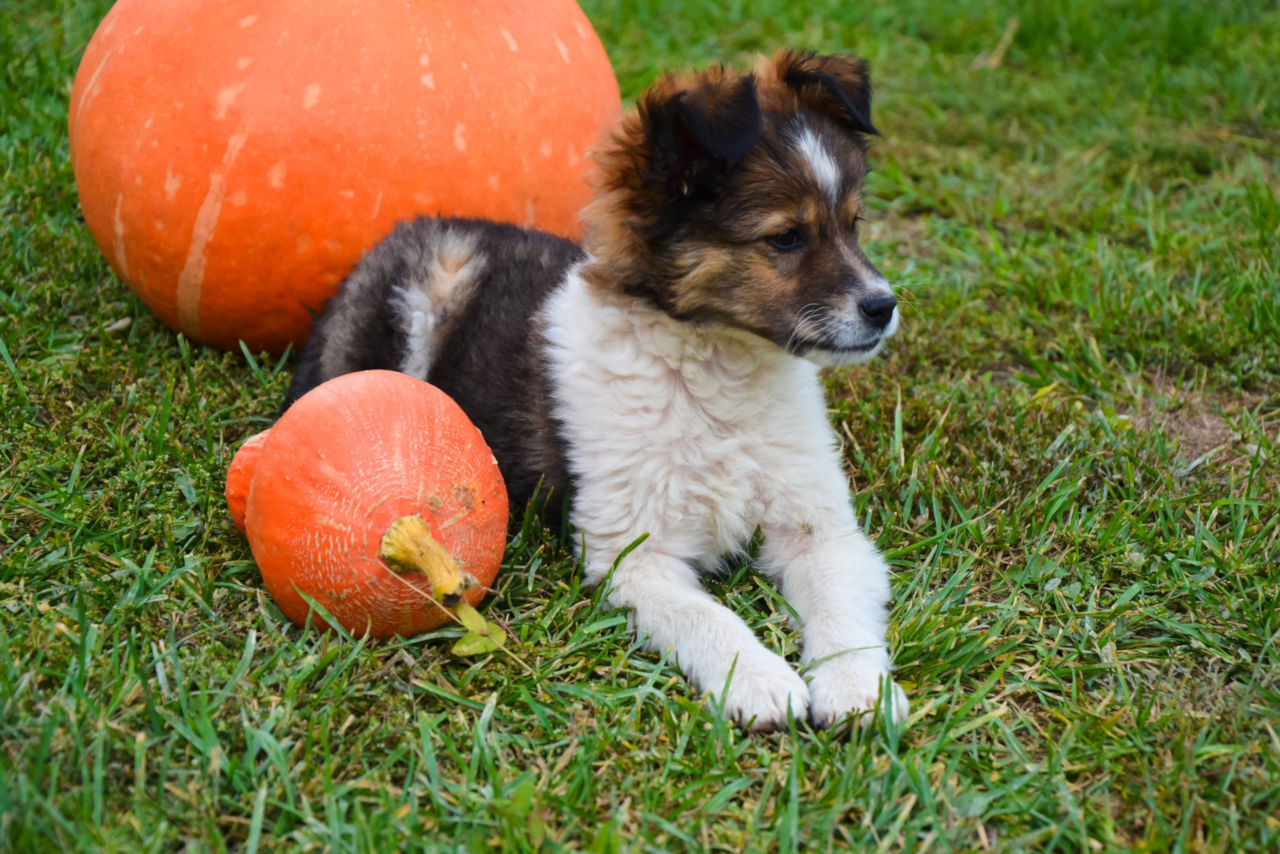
69,0,620,353
228,370,508,639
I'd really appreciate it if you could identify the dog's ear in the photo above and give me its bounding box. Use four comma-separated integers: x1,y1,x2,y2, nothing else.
641,71,762,199
777,50,877,137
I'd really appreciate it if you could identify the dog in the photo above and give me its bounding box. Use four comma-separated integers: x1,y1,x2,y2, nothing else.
282,49,908,732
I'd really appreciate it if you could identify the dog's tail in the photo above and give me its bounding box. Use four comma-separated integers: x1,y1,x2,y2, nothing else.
280,217,488,415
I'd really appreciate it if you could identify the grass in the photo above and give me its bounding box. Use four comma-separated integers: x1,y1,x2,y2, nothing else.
2,0,1278,850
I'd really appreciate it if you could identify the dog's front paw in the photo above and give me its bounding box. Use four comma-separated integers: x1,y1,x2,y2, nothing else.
806,651,909,729
708,650,811,733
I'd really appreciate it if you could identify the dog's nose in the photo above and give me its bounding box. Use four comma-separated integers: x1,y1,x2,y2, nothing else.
859,295,897,329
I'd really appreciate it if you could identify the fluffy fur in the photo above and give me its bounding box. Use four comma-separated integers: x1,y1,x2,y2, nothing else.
283,49,908,731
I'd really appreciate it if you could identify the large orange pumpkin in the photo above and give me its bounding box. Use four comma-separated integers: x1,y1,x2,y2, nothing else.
235,370,508,639
69,0,620,354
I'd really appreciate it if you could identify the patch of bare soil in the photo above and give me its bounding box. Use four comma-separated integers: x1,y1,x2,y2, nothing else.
1160,409,1240,460
1134,373,1276,470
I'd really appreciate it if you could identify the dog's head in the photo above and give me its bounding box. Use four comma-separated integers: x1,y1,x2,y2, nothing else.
583,50,897,366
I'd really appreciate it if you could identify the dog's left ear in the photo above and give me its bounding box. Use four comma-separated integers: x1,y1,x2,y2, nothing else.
777,50,878,137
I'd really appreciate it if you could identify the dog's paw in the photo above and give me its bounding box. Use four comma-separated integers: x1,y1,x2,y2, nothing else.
806,653,909,729
708,651,811,733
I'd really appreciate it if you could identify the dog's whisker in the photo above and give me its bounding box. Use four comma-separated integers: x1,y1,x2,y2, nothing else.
786,302,826,353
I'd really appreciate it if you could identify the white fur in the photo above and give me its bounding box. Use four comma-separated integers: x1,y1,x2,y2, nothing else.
795,126,842,205
396,287,436,379
542,268,907,730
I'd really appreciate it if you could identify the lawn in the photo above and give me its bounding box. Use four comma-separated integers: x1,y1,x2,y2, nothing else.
3,0,1279,850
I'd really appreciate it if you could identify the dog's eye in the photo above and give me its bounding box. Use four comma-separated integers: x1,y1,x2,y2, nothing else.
765,228,807,252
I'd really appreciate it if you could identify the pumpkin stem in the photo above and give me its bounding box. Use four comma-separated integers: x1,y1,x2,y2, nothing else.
379,515,477,606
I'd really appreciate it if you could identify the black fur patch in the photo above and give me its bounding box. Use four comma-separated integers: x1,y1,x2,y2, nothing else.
647,74,762,201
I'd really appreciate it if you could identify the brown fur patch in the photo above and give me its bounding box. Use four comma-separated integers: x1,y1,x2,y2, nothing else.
842,191,865,225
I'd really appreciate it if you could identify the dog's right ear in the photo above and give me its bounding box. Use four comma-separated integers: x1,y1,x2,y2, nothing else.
640,71,762,200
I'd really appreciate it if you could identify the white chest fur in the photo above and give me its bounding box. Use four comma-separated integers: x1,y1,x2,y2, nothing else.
541,268,847,574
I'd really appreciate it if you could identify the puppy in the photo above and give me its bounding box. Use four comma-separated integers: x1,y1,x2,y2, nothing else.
283,49,908,731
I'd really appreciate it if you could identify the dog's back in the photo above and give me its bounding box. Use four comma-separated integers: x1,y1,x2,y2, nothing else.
283,216,584,511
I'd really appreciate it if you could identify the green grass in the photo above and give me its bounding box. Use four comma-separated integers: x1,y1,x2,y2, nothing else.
3,0,1279,850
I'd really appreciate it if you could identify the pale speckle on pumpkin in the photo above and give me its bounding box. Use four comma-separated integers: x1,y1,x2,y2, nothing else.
554,35,570,63
453,123,466,152
500,28,519,52
419,53,430,66
112,193,130,278
573,19,588,41
229,189,248,207
214,83,246,120
267,161,286,189
236,56,253,71
539,139,552,158
237,14,258,28
72,51,114,133
303,83,322,109
488,173,500,190
420,73,435,89
338,189,356,200
178,128,249,328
